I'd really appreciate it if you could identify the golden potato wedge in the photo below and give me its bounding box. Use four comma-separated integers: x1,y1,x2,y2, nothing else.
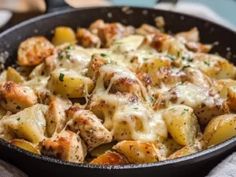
6,67,25,83
47,69,94,98
18,36,54,66
163,105,199,146
52,26,77,46
11,139,40,154
113,140,158,163
168,145,198,160
203,114,236,146
1,104,47,143
90,151,128,165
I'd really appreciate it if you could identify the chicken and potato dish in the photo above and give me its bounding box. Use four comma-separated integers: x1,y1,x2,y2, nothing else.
0,19,236,165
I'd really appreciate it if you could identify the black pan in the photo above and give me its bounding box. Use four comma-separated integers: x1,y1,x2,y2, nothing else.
0,2,236,177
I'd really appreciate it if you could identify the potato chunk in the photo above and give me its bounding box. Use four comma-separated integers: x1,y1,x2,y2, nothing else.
66,106,112,151
203,114,236,146
163,105,199,146
11,139,40,154
192,53,236,79
47,69,94,98
6,67,25,83
0,81,38,113
1,104,47,143
168,145,198,160
18,36,54,66
113,140,158,163
45,96,71,137
52,26,77,46
40,130,87,163
90,151,128,165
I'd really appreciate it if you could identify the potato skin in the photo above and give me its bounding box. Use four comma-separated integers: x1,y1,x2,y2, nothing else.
113,140,158,163
18,36,54,66
163,105,199,146
203,114,236,146
47,69,94,98
0,81,38,113
11,139,40,154
90,151,128,165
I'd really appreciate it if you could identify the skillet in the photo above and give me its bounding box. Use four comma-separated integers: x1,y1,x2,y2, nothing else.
0,1,236,177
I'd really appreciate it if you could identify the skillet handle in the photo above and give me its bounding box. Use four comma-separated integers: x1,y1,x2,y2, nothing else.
45,0,71,13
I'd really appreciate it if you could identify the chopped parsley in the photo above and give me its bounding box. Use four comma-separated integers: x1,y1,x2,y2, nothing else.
59,73,65,82
58,45,74,60
181,108,189,115
203,61,210,66
100,53,107,57
166,54,176,61
17,117,21,121
181,55,193,62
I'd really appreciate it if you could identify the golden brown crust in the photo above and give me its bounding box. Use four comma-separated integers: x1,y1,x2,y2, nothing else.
18,36,54,66
90,151,128,165
0,81,37,112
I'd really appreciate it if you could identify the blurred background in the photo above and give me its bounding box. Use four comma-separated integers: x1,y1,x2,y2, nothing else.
0,0,236,32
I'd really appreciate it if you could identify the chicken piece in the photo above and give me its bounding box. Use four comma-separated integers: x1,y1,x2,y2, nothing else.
90,151,128,165
18,36,54,66
175,28,212,53
192,53,236,79
96,21,134,47
87,54,108,79
41,130,87,163
66,106,112,151
184,67,212,89
156,82,229,125
113,140,158,163
77,28,101,48
176,27,199,43
0,81,38,113
45,96,72,137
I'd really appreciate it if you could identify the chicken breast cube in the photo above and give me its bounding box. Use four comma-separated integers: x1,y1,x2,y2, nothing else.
41,130,87,163
0,81,38,113
18,36,54,66
66,106,112,151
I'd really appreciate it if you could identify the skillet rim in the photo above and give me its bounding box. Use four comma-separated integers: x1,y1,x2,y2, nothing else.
0,6,236,170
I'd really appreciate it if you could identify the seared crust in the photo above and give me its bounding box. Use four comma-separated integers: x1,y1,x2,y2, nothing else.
66,106,112,151
40,130,87,163
18,36,54,66
90,151,128,165
0,81,37,113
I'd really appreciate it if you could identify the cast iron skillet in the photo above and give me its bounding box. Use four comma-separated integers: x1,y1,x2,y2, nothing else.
0,2,236,177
